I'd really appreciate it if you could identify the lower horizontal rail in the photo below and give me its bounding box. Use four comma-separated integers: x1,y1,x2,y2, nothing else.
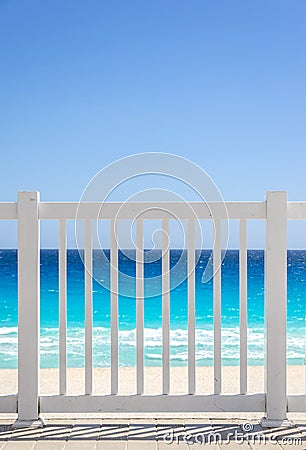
287,395,306,412
4,394,306,414
0,395,17,413
40,394,265,413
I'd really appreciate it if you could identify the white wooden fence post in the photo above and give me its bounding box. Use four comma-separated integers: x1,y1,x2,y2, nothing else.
260,191,290,427
14,192,44,428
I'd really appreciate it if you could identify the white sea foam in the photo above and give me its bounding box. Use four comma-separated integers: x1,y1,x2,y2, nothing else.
0,326,18,335
0,324,305,367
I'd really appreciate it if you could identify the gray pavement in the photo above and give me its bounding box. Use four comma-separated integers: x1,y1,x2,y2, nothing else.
0,418,306,449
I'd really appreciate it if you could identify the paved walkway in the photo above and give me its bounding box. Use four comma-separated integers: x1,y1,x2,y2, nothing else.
0,418,305,449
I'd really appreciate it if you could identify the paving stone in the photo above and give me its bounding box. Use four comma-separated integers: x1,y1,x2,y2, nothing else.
156,421,185,442
98,423,129,441
9,427,42,441
184,421,214,445
96,441,126,450
0,425,14,441
1,442,35,449
294,422,306,438
157,439,189,449
127,441,157,449
1,418,303,449
128,423,156,441
38,424,73,441
249,442,282,450
33,442,67,450
69,424,100,441
65,441,97,449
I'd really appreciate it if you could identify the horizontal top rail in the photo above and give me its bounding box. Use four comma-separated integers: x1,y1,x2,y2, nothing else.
1,199,306,220
287,203,306,220
39,201,266,220
0,203,17,219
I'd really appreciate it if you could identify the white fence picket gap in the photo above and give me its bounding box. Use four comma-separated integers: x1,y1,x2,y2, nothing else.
110,218,119,395
59,219,67,395
136,218,144,394
84,219,93,395
188,219,196,395
239,219,248,394
15,192,41,427
162,218,170,395
260,191,288,427
213,219,222,395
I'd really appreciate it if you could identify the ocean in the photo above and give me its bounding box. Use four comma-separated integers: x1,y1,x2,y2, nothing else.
0,249,305,369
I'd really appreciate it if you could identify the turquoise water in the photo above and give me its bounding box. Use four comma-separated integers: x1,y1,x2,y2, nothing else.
0,250,305,368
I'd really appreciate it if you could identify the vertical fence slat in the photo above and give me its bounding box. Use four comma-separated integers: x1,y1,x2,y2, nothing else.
239,219,247,394
16,191,41,425
136,218,144,394
162,219,170,395
84,220,93,395
188,219,196,395
110,218,119,395
261,191,288,426
59,219,67,395
213,219,222,395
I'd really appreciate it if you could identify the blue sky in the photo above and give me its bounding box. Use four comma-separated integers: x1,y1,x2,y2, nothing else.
0,0,305,247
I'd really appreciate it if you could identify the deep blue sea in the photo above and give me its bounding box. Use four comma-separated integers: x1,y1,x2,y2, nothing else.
0,250,305,369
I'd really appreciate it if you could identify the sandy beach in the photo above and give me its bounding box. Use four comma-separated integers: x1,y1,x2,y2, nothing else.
0,366,304,396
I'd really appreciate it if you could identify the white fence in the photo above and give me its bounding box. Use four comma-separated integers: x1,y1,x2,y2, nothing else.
0,191,305,427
